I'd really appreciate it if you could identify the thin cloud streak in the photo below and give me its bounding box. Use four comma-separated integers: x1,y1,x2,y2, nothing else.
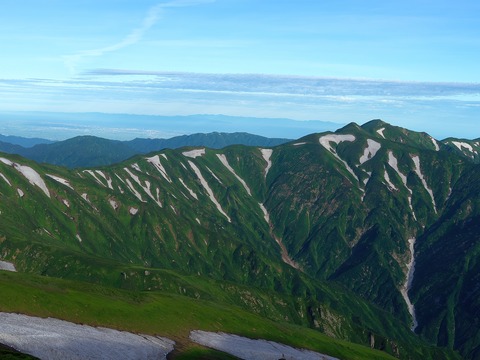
62,0,215,73
83,69,480,99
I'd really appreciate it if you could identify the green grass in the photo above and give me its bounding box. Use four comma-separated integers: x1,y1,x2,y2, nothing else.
0,271,397,360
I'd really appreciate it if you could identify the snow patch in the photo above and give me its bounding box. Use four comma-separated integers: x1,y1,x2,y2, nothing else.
216,154,252,196
400,239,419,332
195,218,201,225
430,137,440,151
0,312,174,360
0,260,16,272
46,174,74,190
258,203,270,224
188,160,231,222
319,134,360,184
83,170,106,187
0,172,11,186
129,207,139,215
359,139,381,164
388,152,416,219
124,168,161,206
179,178,198,200
109,199,119,210
2,159,51,197
384,167,398,191
260,148,273,178
81,193,90,202
205,166,223,184
183,148,205,158
146,155,172,183
377,127,386,138
452,141,475,153
62,199,70,208
131,163,142,172
95,171,113,190
411,155,437,213
0,157,14,166
190,331,337,360
293,142,306,146
17,188,24,197
76,234,82,243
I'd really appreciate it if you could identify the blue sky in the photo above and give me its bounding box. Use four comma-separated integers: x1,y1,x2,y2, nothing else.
0,0,479,139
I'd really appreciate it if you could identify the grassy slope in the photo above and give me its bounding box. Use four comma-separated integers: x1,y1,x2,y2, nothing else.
0,270,400,360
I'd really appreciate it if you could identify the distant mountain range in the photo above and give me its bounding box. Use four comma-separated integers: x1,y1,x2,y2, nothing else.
1,120,480,359
0,132,291,168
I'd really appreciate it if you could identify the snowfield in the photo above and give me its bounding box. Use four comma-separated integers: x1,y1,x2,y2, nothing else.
260,148,273,178
0,313,175,360
0,172,12,186
400,239,419,331
0,260,16,272
182,148,205,158
46,174,74,190
359,139,381,164
216,154,252,196
190,331,338,360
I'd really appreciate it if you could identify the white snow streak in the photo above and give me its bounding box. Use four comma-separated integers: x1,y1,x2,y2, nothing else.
46,174,74,190
15,164,50,197
400,239,419,332
359,139,381,164
81,193,90,202
109,199,119,210
183,148,205,158
0,172,11,186
131,163,142,172
95,171,113,190
76,234,82,243
258,203,270,224
451,141,475,153
146,155,172,183
17,188,24,197
319,134,360,184
0,157,13,166
216,154,252,196
0,260,16,272
188,160,231,222
430,137,440,151
0,312,174,360
179,178,198,200
1,158,51,197
190,331,337,360
124,178,145,202
84,170,106,187
377,127,386,138
411,155,437,213
388,152,416,219
384,167,398,191
124,168,161,206
260,148,273,178
293,142,306,146
205,166,223,184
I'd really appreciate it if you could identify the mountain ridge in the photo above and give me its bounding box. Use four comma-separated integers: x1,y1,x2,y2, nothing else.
0,120,478,359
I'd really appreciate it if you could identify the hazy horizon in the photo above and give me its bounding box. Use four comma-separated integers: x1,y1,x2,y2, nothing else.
1,1,479,140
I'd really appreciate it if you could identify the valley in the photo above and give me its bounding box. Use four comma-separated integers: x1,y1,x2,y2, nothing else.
0,120,479,359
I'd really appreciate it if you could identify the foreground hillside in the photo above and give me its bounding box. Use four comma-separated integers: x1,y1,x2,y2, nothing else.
0,120,478,359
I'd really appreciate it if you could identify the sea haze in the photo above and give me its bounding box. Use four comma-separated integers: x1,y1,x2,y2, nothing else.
0,111,343,141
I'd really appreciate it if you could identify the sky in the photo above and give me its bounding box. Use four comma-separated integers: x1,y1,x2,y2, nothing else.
0,0,479,139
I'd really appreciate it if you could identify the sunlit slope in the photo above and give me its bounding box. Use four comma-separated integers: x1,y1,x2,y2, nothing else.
0,120,478,358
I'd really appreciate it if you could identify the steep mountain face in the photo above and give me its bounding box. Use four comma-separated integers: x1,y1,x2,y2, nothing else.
0,121,478,359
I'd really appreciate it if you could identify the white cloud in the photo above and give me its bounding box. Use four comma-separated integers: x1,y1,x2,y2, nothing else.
62,0,215,73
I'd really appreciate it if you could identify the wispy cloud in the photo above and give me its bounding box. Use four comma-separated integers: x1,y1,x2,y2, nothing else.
83,69,480,99
62,0,214,73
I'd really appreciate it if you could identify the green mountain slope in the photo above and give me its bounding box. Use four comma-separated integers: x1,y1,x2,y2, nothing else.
0,121,477,358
